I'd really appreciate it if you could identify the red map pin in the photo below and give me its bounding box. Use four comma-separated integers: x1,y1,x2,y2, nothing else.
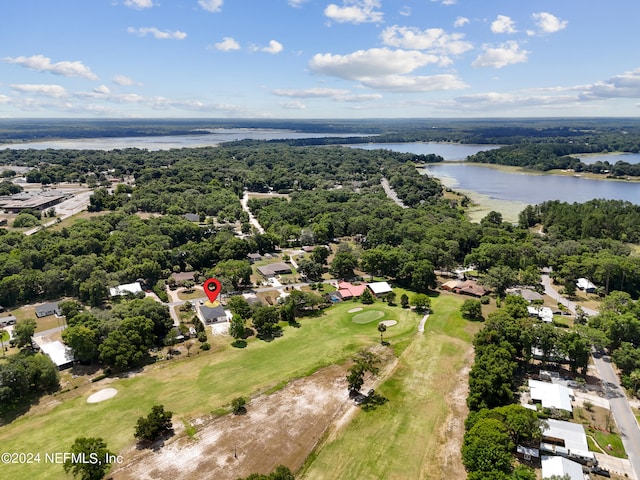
203,278,222,305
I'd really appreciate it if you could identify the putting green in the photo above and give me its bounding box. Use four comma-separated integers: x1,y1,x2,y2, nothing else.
351,310,385,324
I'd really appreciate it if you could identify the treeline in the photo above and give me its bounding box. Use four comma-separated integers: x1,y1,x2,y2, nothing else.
467,143,640,175
0,351,59,414
520,199,640,243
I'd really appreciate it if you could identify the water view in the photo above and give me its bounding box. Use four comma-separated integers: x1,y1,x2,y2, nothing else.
578,152,640,165
420,163,639,205
0,129,367,151
352,142,502,160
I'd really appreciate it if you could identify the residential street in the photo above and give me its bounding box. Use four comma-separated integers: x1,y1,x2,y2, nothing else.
542,272,640,479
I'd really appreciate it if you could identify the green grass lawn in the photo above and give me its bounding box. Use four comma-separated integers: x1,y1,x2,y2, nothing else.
0,300,420,480
299,293,477,480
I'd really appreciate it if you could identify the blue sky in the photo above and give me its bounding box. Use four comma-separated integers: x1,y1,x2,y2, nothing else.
2,0,640,118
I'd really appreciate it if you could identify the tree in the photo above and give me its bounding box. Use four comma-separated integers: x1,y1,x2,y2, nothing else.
227,295,253,320
310,245,330,265
346,350,380,394
411,293,431,312
378,322,387,344
329,251,358,279
297,258,324,281
63,437,114,480
231,396,246,415
62,325,99,363
229,315,246,340
212,259,252,290
252,306,280,339
400,293,409,308
134,404,173,443
385,291,396,305
14,318,36,348
480,265,517,297
462,418,514,475
98,316,155,369
360,288,374,304
461,299,483,320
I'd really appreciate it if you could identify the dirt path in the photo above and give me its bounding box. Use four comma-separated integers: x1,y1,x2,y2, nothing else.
111,364,353,480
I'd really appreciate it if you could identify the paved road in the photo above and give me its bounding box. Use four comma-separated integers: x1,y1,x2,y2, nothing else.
241,191,265,234
540,273,599,316
542,272,640,479
380,177,408,209
593,353,640,479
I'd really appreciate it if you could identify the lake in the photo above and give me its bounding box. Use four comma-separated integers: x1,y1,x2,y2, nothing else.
0,128,368,151
352,142,502,160
578,152,640,165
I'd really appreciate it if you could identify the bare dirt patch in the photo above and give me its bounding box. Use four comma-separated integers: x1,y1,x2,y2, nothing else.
435,342,473,480
111,364,353,480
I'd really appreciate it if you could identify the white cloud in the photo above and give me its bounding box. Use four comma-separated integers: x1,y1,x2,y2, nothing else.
260,40,284,54
288,0,308,7
3,54,97,80
324,0,383,24
93,85,111,95
11,84,68,98
399,6,411,17
491,15,517,34
309,48,441,80
198,0,223,13
381,25,473,56
360,74,467,92
532,12,567,34
431,0,457,4
273,87,382,102
280,100,306,109
124,0,155,9
454,17,469,28
127,27,187,40
273,88,351,98
581,68,640,99
214,37,241,51
113,75,141,86
472,41,529,68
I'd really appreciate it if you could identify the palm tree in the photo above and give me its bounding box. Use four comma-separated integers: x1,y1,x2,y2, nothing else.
377,322,387,345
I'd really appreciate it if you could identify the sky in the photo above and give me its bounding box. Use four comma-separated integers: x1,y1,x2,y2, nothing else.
2,0,640,119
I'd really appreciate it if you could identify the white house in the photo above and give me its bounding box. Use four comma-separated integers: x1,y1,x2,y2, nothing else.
109,282,143,297
367,281,393,297
541,455,584,480
40,341,75,370
576,278,597,293
528,379,573,412
540,419,595,465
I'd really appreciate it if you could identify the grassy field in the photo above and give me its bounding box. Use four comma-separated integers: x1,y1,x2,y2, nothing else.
0,300,421,480
300,293,477,480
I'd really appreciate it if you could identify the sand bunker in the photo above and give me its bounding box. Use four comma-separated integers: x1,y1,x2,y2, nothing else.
87,388,118,403
347,307,363,313
380,320,397,327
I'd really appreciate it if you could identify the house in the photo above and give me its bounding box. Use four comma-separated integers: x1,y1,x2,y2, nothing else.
109,282,143,297
576,278,597,293
39,341,75,370
337,281,367,300
183,213,200,222
247,253,262,263
541,455,585,480
170,271,196,285
509,288,543,303
538,307,554,323
367,281,393,297
453,280,488,297
35,302,61,318
528,379,573,413
441,280,461,291
197,303,230,325
540,419,595,465
257,262,292,278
